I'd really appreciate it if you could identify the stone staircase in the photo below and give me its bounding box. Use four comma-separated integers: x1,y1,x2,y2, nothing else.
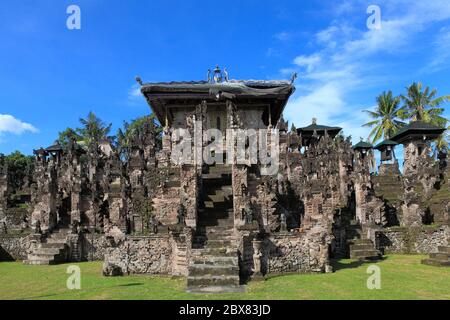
187,164,244,293
24,228,71,265
349,238,382,260
422,238,450,267
346,219,382,260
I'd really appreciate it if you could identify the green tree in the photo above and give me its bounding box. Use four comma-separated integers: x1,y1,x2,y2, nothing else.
399,82,450,124
57,127,82,147
77,112,112,147
3,151,34,190
117,114,161,159
363,91,405,143
399,82,450,150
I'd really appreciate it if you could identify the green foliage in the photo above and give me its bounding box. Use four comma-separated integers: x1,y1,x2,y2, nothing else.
363,84,450,149
57,112,112,150
399,82,450,150
77,112,113,147
57,127,82,147
399,82,450,124
117,114,162,159
362,91,405,143
1,151,34,190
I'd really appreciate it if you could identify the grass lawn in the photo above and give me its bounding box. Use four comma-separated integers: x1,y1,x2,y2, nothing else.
0,255,449,300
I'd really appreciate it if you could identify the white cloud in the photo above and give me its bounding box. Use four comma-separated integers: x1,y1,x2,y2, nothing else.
128,84,142,99
0,114,38,135
423,26,450,73
293,54,322,72
126,83,147,107
274,31,291,42
282,0,450,143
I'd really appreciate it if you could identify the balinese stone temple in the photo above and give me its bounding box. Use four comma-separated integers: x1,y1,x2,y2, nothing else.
0,67,449,293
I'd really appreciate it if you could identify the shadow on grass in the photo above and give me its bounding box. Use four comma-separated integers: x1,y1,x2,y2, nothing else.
20,293,60,300
117,283,144,287
331,256,387,271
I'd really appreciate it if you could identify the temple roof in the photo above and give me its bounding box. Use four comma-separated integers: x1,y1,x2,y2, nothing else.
352,140,373,150
45,142,63,153
390,121,446,144
140,78,295,125
374,139,398,150
297,119,342,137
33,148,48,156
298,123,342,133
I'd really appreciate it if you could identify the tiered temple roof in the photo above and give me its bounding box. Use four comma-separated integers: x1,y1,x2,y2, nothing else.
139,78,295,126
390,121,446,143
374,139,398,151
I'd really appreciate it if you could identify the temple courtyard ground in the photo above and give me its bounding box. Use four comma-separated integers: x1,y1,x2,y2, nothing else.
0,255,449,300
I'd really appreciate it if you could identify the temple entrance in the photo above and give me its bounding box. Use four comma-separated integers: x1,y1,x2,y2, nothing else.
58,196,71,228
189,164,238,292
205,107,227,165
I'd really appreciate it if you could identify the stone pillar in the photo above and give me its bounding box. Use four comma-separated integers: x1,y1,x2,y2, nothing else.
70,191,81,225
403,140,431,176
181,164,198,228
401,182,424,227
232,164,248,227
354,181,366,224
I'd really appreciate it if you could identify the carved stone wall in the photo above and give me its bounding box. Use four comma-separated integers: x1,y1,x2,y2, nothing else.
265,229,332,274
103,234,172,275
0,234,35,260
379,225,449,254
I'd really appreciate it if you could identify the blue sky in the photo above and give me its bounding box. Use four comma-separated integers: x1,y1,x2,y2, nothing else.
1,0,449,156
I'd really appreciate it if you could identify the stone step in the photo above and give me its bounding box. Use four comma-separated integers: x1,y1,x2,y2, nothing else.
198,213,233,220
186,285,245,294
203,201,232,209
202,173,231,180
204,239,234,247
198,220,234,229
205,194,231,202
208,166,232,174
350,244,375,251
28,253,59,260
438,246,450,254
52,230,72,236
421,259,450,267
350,238,373,244
191,248,238,259
187,275,240,287
189,264,239,277
46,238,68,244
198,207,233,213
430,253,450,260
23,259,55,265
197,208,233,221
192,256,238,266
48,233,69,239
196,226,234,235
195,233,235,241
350,249,381,259
36,247,64,255
40,242,66,249
204,186,233,194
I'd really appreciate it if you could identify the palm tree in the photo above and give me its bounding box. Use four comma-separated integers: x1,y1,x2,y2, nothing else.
399,82,450,125
116,114,162,160
400,82,450,150
77,112,112,147
362,91,405,143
